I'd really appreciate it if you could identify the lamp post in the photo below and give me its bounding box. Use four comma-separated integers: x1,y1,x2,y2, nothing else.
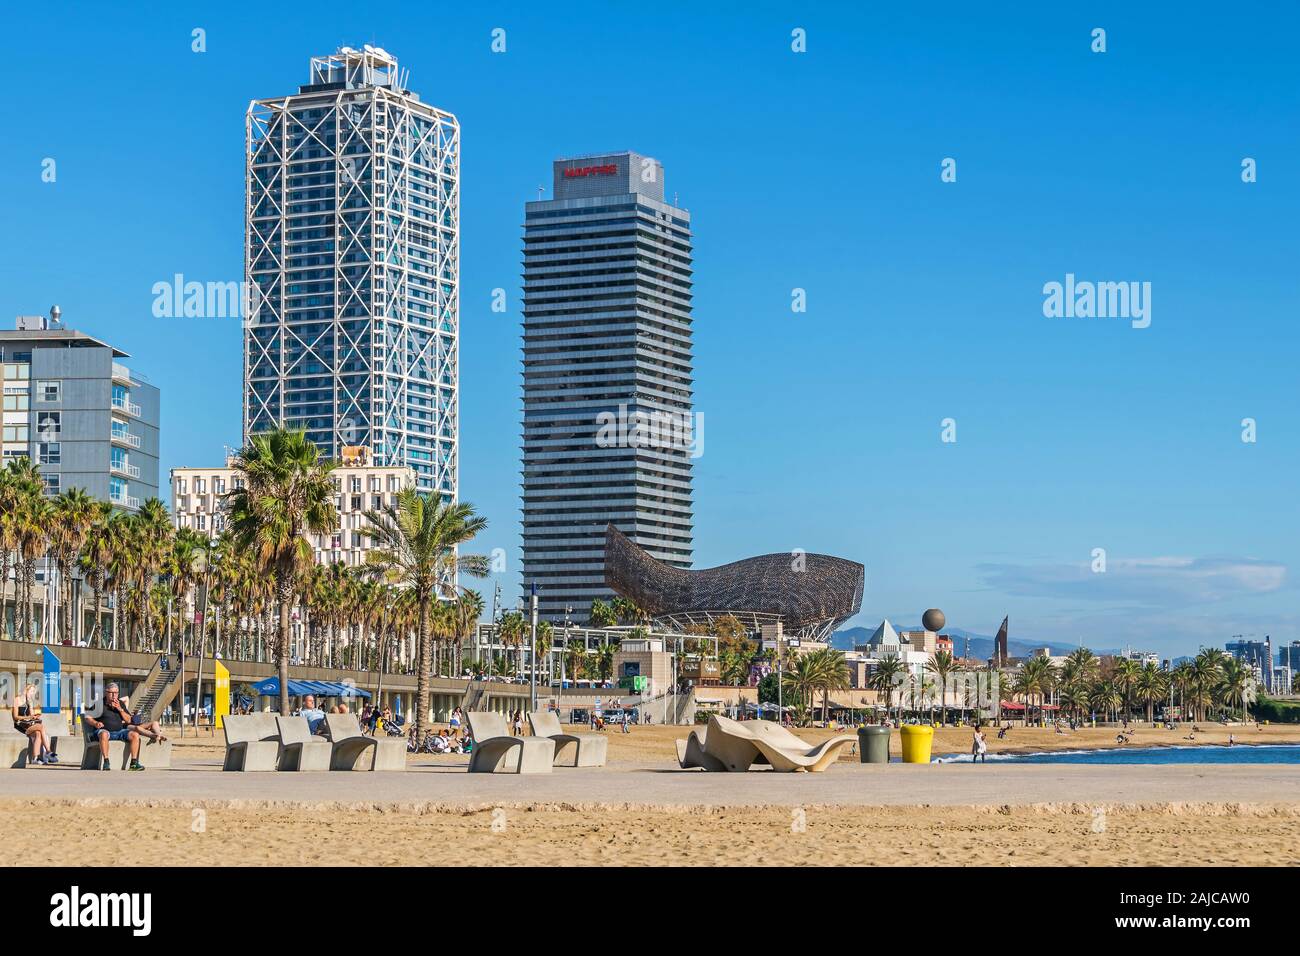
192,537,218,736
528,583,538,712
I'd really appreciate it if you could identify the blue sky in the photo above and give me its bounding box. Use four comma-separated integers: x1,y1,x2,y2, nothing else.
2,2,1296,655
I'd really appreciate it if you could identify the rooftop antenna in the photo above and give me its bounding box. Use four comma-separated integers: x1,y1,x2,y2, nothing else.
536,185,545,200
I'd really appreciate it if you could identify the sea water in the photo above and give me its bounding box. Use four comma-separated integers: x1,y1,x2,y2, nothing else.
933,743,1300,764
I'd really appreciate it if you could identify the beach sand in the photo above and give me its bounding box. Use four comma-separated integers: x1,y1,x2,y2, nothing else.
14,721,1294,866
2,798,1296,866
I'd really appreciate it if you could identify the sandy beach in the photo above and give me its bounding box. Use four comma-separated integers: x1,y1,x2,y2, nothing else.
2,798,1296,867
4,722,1295,866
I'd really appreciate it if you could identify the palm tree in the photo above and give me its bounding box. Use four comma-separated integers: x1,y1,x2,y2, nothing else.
1217,657,1252,723
76,501,116,646
48,487,98,644
1134,661,1167,723
927,649,955,726
587,598,616,628
1171,661,1195,719
1090,680,1122,722
719,648,751,686
533,618,553,684
128,498,174,650
498,610,526,677
0,463,27,634
1064,647,1100,681
1112,658,1141,723
1190,650,1225,722
1059,683,1092,725
563,642,585,685
870,655,907,724
782,654,818,714
1013,656,1055,725
593,641,616,683
226,428,339,715
360,486,488,738
13,486,51,641
807,647,849,723
165,527,208,654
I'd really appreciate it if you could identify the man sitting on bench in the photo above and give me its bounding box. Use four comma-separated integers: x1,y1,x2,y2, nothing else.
85,683,145,771
119,695,168,745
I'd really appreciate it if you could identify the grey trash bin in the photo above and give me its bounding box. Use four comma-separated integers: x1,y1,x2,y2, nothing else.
858,725,890,764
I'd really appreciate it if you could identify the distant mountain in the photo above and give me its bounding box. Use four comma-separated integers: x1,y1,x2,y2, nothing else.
830,624,1117,659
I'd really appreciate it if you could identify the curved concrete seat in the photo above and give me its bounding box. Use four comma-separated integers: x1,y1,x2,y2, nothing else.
675,715,852,773
276,716,332,771
323,714,407,771
467,712,555,774
675,728,725,771
527,711,607,767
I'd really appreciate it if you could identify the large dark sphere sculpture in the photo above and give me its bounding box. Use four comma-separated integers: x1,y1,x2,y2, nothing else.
922,608,946,632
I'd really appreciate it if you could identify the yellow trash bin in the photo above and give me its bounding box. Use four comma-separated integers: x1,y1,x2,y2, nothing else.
900,724,934,763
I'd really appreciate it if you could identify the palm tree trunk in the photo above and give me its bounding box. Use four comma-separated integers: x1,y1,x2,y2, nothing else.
275,570,293,717
415,595,431,739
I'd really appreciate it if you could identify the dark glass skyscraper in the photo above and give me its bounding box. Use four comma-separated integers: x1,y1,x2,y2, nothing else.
521,152,694,621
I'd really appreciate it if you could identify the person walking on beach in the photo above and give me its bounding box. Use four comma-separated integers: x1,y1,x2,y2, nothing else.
971,726,987,764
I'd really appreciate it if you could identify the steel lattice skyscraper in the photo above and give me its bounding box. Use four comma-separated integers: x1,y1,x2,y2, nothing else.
244,47,459,500
521,152,694,622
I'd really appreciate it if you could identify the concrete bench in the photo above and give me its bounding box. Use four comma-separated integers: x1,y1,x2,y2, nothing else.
276,716,331,771
41,713,84,767
0,729,29,768
78,716,173,770
323,713,406,771
527,710,607,767
222,714,281,771
467,711,555,774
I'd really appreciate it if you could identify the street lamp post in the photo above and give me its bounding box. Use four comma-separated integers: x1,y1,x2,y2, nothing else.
529,583,538,712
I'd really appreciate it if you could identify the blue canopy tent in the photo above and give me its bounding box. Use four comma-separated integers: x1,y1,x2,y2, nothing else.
249,678,372,700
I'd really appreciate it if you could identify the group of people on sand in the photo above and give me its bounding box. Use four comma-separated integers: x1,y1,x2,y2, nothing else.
11,681,167,771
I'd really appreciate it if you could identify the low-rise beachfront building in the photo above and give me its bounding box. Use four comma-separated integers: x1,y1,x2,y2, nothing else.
170,446,416,566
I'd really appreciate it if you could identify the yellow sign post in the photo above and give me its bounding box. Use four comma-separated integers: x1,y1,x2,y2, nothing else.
214,660,230,728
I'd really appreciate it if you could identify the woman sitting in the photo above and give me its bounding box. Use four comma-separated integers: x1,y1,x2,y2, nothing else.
12,685,56,764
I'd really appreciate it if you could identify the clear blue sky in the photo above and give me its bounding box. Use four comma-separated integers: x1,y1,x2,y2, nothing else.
2,2,1296,656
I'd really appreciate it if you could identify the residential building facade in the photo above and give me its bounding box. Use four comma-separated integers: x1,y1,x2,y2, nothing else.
244,46,460,501
1,309,159,508
170,449,416,566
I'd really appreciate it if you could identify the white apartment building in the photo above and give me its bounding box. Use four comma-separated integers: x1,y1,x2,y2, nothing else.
170,454,417,566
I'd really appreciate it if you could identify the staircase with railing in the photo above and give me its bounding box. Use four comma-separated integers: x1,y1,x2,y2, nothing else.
130,655,183,723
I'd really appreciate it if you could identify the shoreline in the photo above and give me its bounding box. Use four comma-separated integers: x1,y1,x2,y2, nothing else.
934,740,1300,759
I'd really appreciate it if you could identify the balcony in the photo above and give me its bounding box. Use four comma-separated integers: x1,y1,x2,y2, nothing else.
110,460,141,479
110,491,140,510
111,429,142,449
111,363,135,385
111,396,142,417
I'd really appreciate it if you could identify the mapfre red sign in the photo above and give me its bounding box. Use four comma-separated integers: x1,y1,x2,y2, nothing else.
563,164,618,178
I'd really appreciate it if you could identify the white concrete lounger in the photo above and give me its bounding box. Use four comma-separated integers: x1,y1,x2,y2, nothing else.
676,715,854,772
674,726,725,771
323,713,407,771
222,714,281,771
276,716,332,771
527,710,607,767
467,712,555,774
